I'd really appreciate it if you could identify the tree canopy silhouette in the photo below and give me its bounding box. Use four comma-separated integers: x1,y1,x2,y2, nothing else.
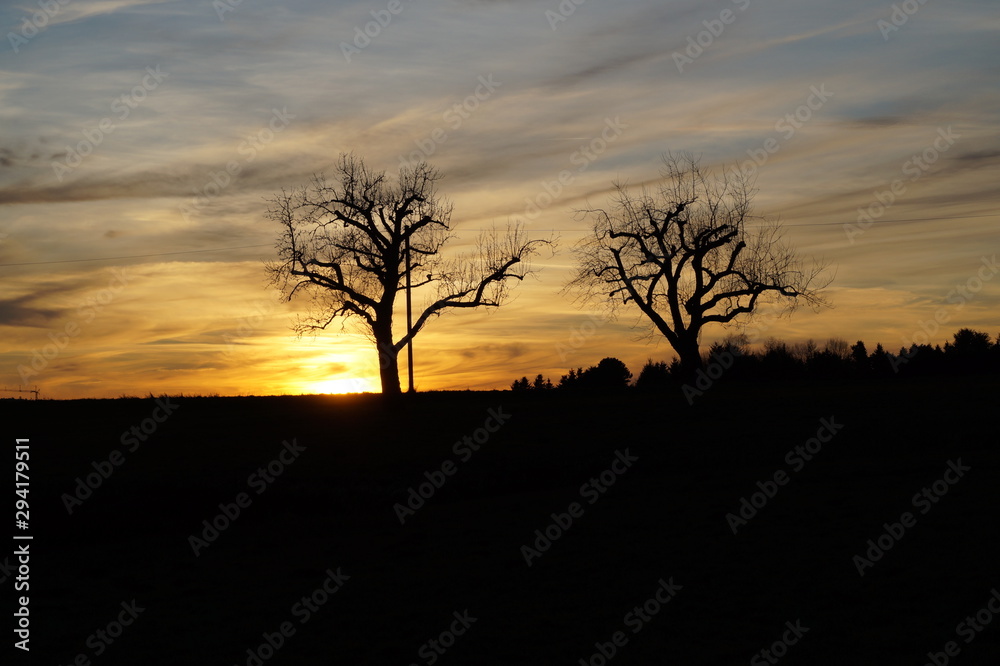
566,153,830,378
510,328,1000,392
266,153,552,396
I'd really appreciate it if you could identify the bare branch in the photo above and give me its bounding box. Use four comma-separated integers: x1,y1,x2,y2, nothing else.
565,151,832,375
266,155,553,394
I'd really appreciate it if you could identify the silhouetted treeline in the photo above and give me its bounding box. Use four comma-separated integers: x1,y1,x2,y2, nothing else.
511,328,1000,392
512,357,633,393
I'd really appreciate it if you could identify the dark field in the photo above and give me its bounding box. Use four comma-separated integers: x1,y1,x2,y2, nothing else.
4,377,999,665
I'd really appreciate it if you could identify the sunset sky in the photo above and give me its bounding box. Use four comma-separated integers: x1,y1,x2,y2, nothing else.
1,0,997,398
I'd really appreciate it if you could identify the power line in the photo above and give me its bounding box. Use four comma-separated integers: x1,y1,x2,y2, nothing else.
1,213,992,268
777,213,996,227
463,214,996,230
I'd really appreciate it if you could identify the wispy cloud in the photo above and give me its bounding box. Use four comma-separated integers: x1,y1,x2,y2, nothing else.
1,0,998,397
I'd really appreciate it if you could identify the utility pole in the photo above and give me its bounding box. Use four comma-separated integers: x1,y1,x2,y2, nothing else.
404,228,415,393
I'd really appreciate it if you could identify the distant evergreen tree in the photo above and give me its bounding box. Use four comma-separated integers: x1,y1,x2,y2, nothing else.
582,357,632,391
850,340,869,375
635,359,673,392
706,337,753,379
949,328,993,373
554,359,633,391
952,328,991,356
532,374,554,390
510,377,530,392
870,343,893,376
558,368,583,390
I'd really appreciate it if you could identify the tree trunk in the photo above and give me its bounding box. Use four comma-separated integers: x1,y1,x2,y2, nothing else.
373,321,402,396
676,334,702,381
379,348,402,397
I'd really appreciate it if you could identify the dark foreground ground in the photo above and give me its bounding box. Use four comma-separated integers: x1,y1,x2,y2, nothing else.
3,377,999,665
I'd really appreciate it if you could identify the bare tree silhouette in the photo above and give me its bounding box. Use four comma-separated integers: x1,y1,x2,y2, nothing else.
266,153,552,396
566,153,830,377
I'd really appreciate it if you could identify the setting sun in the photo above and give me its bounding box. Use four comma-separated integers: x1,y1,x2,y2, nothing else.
3,0,997,662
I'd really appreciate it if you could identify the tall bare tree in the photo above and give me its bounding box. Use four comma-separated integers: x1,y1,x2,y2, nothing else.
267,153,552,395
567,153,830,377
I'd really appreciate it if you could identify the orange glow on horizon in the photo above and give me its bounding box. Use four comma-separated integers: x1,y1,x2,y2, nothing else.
305,377,377,394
